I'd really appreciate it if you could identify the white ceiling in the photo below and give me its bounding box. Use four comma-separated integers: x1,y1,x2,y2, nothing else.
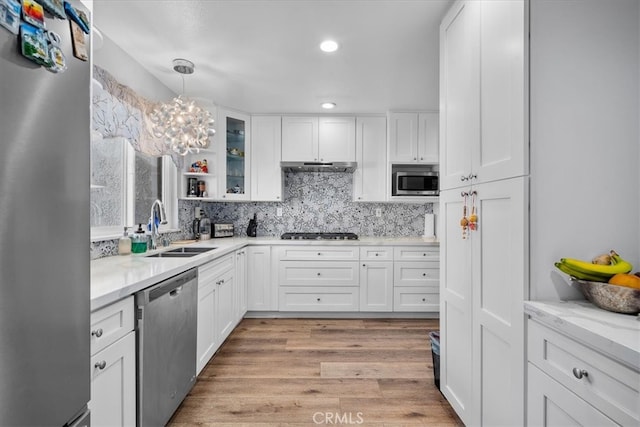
94,0,452,114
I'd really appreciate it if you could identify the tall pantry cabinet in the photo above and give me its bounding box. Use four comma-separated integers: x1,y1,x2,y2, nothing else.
439,0,528,425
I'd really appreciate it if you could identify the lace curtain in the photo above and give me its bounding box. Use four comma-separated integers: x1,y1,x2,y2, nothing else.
92,65,183,168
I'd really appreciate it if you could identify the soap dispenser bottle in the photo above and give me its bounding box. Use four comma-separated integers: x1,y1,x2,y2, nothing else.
118,227,131,255
131,224,148,254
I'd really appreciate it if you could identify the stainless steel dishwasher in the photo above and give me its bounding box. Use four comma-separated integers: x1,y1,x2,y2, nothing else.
135,268,197,426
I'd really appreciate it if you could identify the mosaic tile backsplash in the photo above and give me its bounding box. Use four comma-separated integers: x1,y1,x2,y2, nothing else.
180,172,433,238
92,172,434,259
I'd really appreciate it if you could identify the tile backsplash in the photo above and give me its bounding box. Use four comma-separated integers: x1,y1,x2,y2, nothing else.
180,172,434,238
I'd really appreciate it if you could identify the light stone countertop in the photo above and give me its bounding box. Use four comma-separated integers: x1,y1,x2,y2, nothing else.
524,300,640,369
91,236,439,312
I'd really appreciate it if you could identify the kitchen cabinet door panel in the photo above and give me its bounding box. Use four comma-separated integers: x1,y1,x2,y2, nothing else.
394,287,439,312
439,0,479,190
281,116,318,162
217,269,236,342
279,286,359,311
90,332,136,427
196,280,217,374
418,113,439,163
389,113,419,162
247,246,276,311
360,261,393,312
353,116,387,202
528,364,617,427
251,116,283,201
319,117,355,162
218,108,251,200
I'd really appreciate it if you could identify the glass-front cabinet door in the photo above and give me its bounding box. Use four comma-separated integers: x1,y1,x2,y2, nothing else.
217,108,251,200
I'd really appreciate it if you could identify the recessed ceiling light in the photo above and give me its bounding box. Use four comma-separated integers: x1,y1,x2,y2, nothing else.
320,40,339,53
321,102,336,109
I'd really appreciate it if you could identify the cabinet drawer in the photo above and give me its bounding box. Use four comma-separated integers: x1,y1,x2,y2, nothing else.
278,286,359,311
199,253,234,286
278,246,359,261
394,246,439,261
393,287,439,312
359,246,393,261
394,262,439,287
279,261,359,286
90,296,135,356
528,319,639,425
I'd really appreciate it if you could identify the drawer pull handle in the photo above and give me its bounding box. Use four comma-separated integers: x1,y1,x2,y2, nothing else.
572,368,588,379
422,273,427,277
422,298,426,302
95,360,107,370
362,264,366,267
375,253,379,256
91,328,103,338
317,252,321,256
317,273,321,276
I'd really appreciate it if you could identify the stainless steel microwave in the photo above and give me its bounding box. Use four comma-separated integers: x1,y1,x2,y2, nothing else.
392,171,439,196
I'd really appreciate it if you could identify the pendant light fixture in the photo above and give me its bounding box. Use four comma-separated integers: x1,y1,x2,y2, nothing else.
150,59,215,156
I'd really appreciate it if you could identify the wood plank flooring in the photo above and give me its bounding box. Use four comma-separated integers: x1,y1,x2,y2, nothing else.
168,318,463,426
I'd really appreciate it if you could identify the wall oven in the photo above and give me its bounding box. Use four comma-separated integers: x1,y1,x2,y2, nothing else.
392,170,439,196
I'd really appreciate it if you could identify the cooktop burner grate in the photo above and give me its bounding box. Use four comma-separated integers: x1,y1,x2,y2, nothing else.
281,232,359,240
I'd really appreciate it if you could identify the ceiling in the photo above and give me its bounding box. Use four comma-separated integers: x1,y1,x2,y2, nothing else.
94,0,452,114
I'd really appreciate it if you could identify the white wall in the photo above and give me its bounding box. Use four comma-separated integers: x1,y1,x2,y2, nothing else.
529,0,640,300
92,29,176,103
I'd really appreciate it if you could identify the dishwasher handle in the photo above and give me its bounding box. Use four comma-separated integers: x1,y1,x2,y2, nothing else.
139,268,197,304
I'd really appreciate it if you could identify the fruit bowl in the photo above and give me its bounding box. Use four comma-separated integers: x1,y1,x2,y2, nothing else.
571,278,640,314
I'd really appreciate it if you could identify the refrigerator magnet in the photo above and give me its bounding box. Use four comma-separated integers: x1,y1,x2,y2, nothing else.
45,30,66,73
40,0,66,20
22,0,45,28
19,22,51,66
63,1,89,34
0,0,21,35
69,19,87,61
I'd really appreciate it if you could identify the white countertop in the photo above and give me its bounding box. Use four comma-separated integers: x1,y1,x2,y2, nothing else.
91,236,439,312
525,300,640,369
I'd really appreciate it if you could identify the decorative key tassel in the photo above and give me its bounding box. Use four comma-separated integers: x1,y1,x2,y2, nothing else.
460,192,469,239
468,191,478,231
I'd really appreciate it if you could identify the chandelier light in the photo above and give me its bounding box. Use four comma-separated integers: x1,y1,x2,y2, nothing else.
150,59,215,155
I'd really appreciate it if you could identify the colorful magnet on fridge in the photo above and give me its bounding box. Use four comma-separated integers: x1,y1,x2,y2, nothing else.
19,22,51,66
40,0,66,20
0,0,21,34
63,1,89,33
69,19,87,61
22,0,45,28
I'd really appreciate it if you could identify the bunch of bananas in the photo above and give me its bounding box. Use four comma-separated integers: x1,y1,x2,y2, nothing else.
555,250,633,282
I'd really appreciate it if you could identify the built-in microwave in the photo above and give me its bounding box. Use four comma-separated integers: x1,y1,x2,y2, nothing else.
392,170,439,196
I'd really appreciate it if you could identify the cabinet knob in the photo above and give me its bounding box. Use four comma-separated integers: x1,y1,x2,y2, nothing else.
422,273,427,277
276,196,280,199
362,264,366,267
572,368,588,379
317,272,321,276
420,157,424,160
422,298,426,302
375,253,379,256
317,252,321,256
460,175,468,182
91,328,103,338
95,360,107,370
317,298,321,302
413,157,417,161
423,253,427,256
468,173,477,181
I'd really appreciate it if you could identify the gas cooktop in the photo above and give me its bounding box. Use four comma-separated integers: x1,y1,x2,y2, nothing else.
281,232,359,240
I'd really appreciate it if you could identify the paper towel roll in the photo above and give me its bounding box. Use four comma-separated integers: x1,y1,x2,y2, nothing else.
423,213,435,238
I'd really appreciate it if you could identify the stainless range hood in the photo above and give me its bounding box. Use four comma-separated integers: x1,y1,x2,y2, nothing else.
280,161,357,173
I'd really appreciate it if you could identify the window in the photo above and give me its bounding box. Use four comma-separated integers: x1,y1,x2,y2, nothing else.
90,137,177,240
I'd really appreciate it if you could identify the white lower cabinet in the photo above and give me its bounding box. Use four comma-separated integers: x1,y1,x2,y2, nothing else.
393,246,439,313
89,296,135,427
393,287,439,312
247,245,277,311
359,247,393,311
235,248,248,322
196,253,236,374
527,319,639,426
279,286,360,311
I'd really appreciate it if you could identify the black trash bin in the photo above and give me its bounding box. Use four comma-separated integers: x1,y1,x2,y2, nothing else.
429,331,440,389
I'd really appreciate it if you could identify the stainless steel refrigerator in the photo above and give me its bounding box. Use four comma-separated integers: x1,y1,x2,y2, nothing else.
0,1,91,425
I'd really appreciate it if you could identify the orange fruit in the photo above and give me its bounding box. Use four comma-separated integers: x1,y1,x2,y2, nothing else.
608,273,640,290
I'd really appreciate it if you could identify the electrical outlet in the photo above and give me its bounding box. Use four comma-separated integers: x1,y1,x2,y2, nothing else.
276,207,283,217
194,207,202,219
375,208,382,218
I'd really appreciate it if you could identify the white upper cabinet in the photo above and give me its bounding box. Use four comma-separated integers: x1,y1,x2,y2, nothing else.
388,112,439,164
281,116,355,162
251,116,283,202
217,108,251,201
440,0,526,190
353,116,387,202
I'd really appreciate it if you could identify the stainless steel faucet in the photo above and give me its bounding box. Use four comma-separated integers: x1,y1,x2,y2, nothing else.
149,199,168,250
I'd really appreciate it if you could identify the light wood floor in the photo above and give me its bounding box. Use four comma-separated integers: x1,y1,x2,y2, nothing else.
168,318,463,426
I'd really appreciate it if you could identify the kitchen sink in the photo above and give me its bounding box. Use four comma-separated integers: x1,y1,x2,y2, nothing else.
167,247,217,254
146,247,217,258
